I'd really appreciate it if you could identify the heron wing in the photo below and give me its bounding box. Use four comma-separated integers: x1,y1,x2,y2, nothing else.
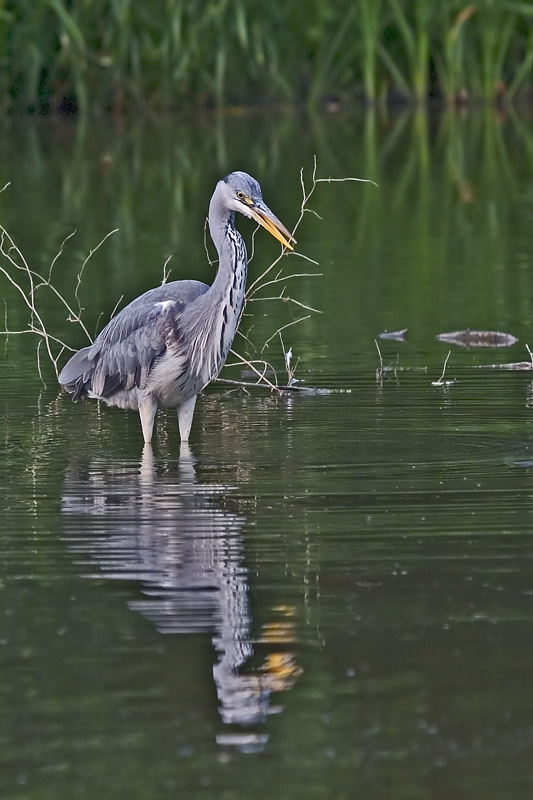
59,280,209,399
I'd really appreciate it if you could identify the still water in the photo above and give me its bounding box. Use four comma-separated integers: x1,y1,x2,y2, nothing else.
1,110,533,798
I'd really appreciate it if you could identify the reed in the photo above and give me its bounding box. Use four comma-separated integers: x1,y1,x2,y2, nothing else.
3,0,533,112
359,0,384,103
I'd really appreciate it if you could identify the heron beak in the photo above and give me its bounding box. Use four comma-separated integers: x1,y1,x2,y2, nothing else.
248,203,296,251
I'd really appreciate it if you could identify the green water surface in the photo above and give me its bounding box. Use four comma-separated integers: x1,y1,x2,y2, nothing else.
1,109,533,799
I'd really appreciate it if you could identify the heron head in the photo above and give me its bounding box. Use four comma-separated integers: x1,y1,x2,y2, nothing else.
221,171,296,251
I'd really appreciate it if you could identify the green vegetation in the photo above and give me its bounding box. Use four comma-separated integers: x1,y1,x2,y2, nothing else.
2,105,531,369
3,1,533,112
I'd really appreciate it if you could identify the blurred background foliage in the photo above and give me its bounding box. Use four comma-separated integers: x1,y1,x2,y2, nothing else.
2,0,533,113
1,105,532,376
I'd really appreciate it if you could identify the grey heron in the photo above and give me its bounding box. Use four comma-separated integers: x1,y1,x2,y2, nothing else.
58,172,295,443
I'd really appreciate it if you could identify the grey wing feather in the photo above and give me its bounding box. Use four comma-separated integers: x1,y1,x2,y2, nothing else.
59,280,208,399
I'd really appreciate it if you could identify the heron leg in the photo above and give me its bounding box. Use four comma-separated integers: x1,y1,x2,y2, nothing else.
177,394,197,442
138,399,158,444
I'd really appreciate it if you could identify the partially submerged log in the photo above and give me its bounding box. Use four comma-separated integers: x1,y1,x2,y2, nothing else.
437,329,518,348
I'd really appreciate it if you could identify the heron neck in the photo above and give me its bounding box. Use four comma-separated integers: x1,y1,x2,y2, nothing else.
179,188,249,384
208,194,247,300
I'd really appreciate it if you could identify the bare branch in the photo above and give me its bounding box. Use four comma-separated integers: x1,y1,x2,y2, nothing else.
236,158,375,383
316,176,379,188
1,159,375,392
246,161,316,296
47,229,77,284
248,294,322,314
161,255,173,285
432,351,453,386
248,223,260,264
0,223,117,378
288,251,320,267
36,338,45,387
375,338,385,384
247,270,322,297
227,348,280,392
234,325,256,350
0,226,60,371
108,294,124,322
260,315,311,353
279,332,300,386
74,228,119,319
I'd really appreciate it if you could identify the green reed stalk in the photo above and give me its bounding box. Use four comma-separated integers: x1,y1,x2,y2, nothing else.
386,0,433,102
359,0,383,103
307,5,357,109
477,0,516,99
435,4,476,104
3,0,533,112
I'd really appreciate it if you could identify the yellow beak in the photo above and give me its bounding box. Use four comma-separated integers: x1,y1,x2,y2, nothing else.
248,204,296,251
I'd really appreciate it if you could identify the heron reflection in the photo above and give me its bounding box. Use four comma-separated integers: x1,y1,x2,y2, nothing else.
60,445,300,745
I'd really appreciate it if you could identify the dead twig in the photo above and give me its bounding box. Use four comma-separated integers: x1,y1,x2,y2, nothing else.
247,270,322,296
226,349,280,393
249,293,322,315
216,376,302,392
375,338,384,383
161,255,173,285
260,315,311,354
74,228,119,323
246,155,375,299
229,157,375,390
432,350,454,386
315,176,379,188
0,224,118,382
279,331,299,386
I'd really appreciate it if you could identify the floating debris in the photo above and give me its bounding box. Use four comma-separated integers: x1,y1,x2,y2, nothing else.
476,361,533,371
437,329,518,348
376,365,427,376
282,385,352,394
476,344,533,370
379,328,408,342
217,377,351,394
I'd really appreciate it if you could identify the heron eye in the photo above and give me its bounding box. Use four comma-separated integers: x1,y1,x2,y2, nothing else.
236,191,246,201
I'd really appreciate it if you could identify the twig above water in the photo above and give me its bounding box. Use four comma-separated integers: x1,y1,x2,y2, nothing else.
431,350,453,386
232,157,376,390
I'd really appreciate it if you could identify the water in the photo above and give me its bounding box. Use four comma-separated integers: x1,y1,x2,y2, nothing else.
1,110,533,798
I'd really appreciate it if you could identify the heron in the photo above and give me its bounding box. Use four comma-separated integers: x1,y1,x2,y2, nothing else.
58,172,295,444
